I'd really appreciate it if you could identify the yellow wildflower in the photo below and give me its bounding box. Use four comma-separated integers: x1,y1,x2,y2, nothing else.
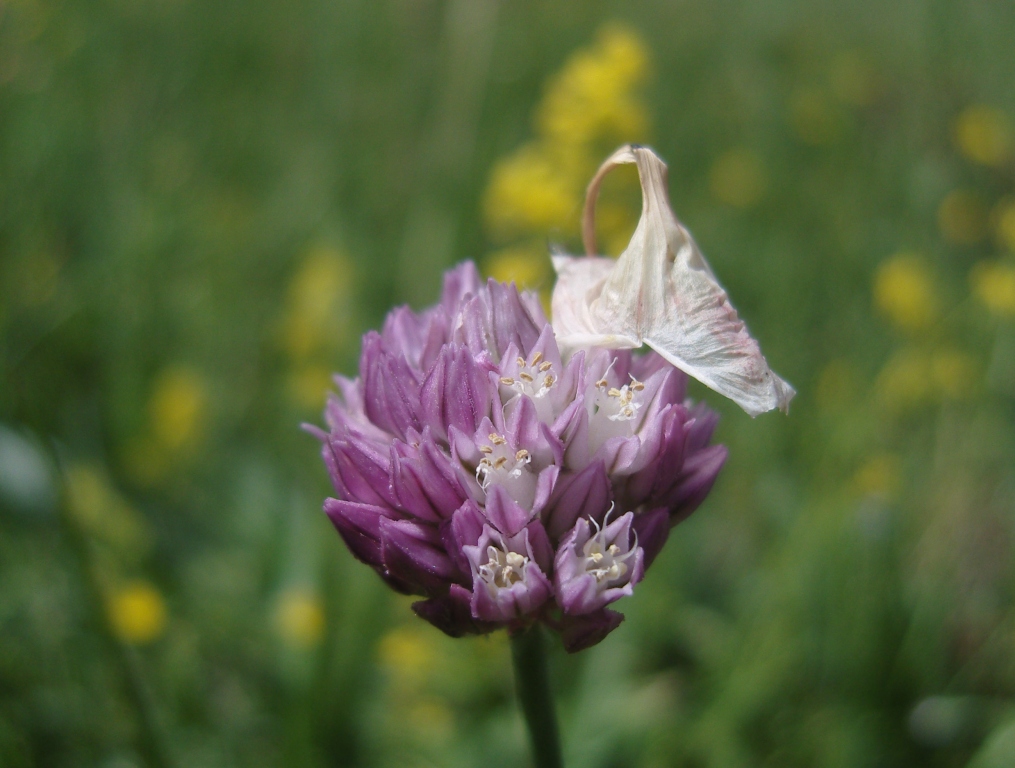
873,253,938,332
953,105,1013,167
65,464,150,558
274,587,325,650
149,366,207,453
282,246,354,362
286,365,335,412
708,148,767,208
482,23,651,251
484,148,578,238
970,260,1015,317
485,245,551,290
853,453,901,501
108,581,167,644
377,623,435,689
536,24,650,149
937,189,987,245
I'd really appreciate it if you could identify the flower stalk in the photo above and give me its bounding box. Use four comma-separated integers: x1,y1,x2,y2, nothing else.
510,625,563,768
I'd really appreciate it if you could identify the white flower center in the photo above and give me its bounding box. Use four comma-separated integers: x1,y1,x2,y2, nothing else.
475,432,532,490
593,375,644,422
499,351,557,400
587,372,646,452
478,545,528,589
581,514,638,587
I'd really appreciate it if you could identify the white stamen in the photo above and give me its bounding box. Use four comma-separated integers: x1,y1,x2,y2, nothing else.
475,433,532,490
502,350,558,401
478,543,529,590
581,508,637,587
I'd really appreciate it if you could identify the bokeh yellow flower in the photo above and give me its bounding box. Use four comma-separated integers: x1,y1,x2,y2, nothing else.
286,365,335,413
970,260,1015,318
536,23,650,150
108,581,167,644
282,246,354,363
485,245,551,291
66,464,151,558
377,623,436,689
484,148,578,238
876,346,976,412
873,253,938,332
709,148,767,208
853,453,901,501
274,587,325,650
483,23,651,258
937,189,988,246
149,366,207,453
953,105,1013,167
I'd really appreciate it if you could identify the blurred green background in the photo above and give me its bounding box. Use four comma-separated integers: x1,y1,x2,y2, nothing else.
2,0,1015,766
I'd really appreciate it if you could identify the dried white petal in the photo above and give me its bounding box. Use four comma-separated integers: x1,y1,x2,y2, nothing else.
551,144,795,417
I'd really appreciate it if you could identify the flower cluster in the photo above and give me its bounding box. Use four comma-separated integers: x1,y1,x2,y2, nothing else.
311,262,726,652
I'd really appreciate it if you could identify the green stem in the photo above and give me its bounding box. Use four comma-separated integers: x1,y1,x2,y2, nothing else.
510,625,563,768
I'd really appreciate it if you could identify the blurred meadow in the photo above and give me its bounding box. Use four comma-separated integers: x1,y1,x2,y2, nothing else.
2,0,1015,766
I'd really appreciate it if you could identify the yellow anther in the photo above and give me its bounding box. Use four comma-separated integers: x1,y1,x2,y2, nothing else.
479,445,493,454
519,372,535,382
500,377,515,385
494,457,508,469
489,433,507,445
515,449,530,460
538,361,553,372
516,357,526,367
531,351,543,365
543,375,556,388
631,380,645,391
608,388,623,398
595,378,609,389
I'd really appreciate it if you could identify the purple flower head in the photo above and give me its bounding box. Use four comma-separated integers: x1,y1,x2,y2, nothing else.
311,261,727,651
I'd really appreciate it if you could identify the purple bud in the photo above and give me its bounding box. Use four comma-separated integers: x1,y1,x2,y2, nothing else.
559,609,625,653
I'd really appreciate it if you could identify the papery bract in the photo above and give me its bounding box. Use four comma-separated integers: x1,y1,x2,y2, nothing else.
551,144,795,417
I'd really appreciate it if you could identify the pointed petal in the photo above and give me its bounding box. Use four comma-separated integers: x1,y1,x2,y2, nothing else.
559,609,625,653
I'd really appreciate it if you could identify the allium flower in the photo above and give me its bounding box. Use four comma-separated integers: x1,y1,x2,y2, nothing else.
309,261,727,651
311,144,791,652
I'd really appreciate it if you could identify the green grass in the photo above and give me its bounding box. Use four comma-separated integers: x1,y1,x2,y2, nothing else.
2,1,1014,766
